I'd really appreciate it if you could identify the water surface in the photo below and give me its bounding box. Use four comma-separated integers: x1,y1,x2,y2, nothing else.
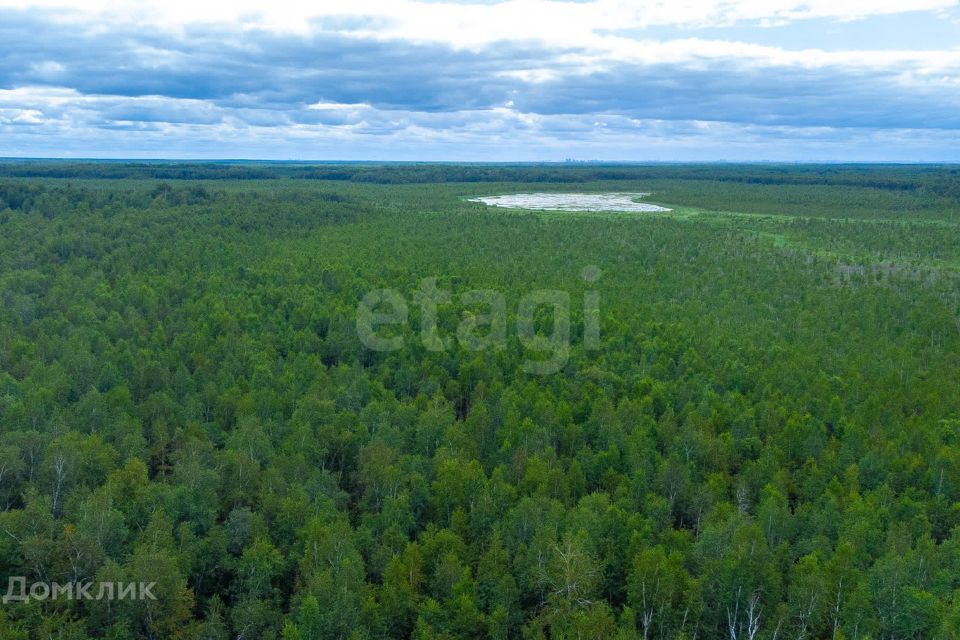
469,192,671,212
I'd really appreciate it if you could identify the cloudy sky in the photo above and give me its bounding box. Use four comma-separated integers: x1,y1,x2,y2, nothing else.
1,0,959,160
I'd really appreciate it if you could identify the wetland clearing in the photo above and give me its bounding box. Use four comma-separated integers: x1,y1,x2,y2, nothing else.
468,192,671,212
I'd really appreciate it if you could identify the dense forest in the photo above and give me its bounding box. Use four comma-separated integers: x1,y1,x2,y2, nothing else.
1,164,960,639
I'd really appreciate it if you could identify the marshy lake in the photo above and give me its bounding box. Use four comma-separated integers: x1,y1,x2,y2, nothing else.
468,192,671,212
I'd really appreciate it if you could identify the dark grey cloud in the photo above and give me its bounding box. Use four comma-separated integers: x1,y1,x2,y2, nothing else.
511,64,960,130
0,10,532,108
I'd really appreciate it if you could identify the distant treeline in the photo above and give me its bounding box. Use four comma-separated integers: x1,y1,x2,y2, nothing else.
1,161,959,196
0,162,281,181
0,181,353,229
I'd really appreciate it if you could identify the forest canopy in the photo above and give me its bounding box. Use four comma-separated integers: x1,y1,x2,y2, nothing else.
1,163,959,639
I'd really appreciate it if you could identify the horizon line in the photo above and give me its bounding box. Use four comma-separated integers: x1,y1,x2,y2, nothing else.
2,157,960,166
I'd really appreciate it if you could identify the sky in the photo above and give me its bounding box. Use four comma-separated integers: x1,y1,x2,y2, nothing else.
1,0,959,161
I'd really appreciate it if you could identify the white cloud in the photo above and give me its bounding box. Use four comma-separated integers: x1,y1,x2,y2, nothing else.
0,87,228,126
307,101,372,111
496,69,561,83
5,1,959,82
4,0,958,41
5,101,960,161
0,108,45,124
